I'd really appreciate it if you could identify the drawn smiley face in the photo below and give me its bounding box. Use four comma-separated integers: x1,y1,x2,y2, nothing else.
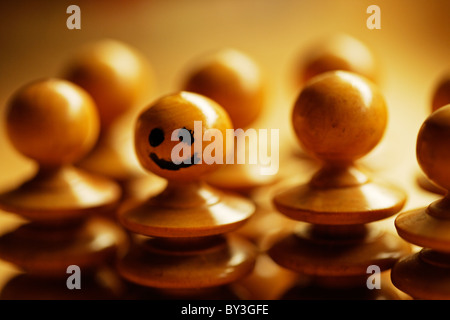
148,126,199,171
135,91,232,181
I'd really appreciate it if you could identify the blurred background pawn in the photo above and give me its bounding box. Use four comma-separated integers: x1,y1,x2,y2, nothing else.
180,49,298,272
61,39,166,204
181,48,280,193
293,33,378,89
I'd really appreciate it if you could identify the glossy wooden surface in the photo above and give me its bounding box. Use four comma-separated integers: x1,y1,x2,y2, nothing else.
6,79,99,166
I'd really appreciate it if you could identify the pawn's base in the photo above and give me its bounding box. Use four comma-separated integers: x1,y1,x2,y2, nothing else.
206,162,279,194
391,249,450,300
117,234,257,290
0,166,121,222
274,178,407,225
268,223,411,280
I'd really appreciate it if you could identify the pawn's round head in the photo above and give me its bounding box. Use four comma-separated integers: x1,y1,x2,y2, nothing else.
6,78,99,166
431,74,450,112
292,71,387,164
135,91,233,181
63,39,154,128
182,48,264,129
417,104,450,191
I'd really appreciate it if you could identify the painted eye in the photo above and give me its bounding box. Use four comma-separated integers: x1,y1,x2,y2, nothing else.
178,127,195,146
149,128,164,147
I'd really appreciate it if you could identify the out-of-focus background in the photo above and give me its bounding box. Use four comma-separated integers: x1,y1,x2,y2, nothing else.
0,0,448,292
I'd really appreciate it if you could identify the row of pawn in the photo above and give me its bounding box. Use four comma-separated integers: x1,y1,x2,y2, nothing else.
0,35,449,300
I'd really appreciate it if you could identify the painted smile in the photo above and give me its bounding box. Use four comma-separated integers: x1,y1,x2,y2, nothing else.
149,152,200,171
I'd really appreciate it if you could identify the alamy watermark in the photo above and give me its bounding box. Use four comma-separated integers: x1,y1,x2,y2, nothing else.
367,264,381,289
169,121,279,175
66,265,81,290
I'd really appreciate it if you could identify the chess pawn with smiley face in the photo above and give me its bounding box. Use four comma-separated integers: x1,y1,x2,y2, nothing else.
117,91,257,299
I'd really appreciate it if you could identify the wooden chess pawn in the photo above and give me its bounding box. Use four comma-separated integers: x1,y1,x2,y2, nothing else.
293,34,378,89
289,34,379,170
392,104,450,299
116,91,257,299
62,39,166,201
267,71,411,299
0,78,126,299
416,73,450,195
